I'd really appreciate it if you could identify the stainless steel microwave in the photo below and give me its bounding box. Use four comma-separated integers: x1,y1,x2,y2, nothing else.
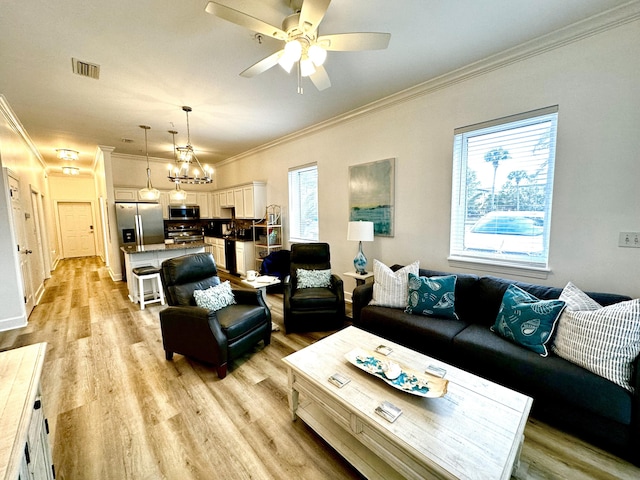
168,205,200,220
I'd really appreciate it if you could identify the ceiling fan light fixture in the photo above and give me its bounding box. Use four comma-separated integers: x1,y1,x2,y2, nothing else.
300,56,316,77
284,39,302,61
278,55,296,73
308,44,327,66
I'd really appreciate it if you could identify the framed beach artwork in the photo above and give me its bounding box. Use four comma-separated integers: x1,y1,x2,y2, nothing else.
349,158,395,236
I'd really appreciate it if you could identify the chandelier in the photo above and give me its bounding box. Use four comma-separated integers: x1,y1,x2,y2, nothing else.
138,125,160,201
167,106,213,185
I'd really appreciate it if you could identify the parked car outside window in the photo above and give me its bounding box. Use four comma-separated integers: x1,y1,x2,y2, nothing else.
464,211,544,255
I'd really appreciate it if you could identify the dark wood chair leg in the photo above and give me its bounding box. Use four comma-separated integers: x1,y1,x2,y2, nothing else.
216,363,228,379
165,351,173,361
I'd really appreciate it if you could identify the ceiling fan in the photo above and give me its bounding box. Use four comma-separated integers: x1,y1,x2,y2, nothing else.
205,0,391,92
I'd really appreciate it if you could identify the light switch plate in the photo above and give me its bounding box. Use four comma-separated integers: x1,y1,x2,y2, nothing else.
619,232,640,248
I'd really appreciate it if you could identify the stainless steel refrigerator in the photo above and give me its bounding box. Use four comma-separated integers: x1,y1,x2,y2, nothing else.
115,202,165,279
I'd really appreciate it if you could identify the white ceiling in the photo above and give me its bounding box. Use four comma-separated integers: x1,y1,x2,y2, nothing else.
0,0,632,172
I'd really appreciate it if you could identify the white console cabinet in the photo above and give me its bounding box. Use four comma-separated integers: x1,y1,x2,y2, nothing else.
0,343,55,480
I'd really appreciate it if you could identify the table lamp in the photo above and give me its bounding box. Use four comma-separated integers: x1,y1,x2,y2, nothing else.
347,221,374,274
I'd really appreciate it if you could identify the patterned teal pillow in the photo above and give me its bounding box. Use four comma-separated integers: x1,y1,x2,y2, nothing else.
405,273,458,320
297,268,331,289
491,284,565,356
193,281,236,312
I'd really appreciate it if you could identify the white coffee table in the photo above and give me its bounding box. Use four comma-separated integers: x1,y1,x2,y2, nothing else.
282,326,532,480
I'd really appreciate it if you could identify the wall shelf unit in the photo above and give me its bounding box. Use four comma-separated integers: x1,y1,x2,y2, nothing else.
253,205,282,270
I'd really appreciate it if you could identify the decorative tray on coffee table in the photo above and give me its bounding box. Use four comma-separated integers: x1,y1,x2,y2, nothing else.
345,348,448,398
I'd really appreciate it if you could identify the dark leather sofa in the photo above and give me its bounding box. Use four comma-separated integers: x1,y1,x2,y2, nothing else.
352,265,639,465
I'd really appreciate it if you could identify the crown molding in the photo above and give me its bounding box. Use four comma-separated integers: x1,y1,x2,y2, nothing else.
0,95,47,170
219,0,640,166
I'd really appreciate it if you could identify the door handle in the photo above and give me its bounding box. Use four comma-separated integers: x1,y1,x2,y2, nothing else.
24,249,33,254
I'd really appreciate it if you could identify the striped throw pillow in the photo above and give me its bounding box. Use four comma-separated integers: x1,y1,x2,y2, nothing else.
369,260,419,309
552,298,640,392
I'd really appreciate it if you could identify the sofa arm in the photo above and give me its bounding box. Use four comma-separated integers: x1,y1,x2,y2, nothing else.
352,282,374,324
632,354,640,435
159,306,227,365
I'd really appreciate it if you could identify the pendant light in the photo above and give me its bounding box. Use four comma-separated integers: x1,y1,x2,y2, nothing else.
167,106,213,185
167,129,188,204
138,125,160,201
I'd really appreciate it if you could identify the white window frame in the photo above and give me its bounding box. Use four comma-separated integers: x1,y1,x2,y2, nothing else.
449,106,559,276
288,163,319,243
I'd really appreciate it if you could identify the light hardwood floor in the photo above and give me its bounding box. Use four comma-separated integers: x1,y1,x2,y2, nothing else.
0,257,638,479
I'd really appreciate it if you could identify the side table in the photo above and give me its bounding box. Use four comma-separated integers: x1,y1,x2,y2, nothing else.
343,271,374,286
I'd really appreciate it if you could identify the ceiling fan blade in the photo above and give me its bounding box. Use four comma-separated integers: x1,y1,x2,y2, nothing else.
240,50,284,78
309,65,331,91
205,2,287,41
317,32,391,51
299,0,331,33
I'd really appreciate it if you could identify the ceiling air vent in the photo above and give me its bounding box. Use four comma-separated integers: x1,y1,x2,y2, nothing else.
71,58,100,79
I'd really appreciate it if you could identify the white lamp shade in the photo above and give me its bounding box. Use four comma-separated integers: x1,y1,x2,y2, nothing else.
347,221,374,241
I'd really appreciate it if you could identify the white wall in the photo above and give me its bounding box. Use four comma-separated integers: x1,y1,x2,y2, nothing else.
0,96,51,330
213,19,640,298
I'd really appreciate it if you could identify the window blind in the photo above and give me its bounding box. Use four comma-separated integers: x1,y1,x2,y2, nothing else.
450,106,558,268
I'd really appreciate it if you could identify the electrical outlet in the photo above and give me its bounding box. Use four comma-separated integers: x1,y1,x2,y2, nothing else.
619,232,640,248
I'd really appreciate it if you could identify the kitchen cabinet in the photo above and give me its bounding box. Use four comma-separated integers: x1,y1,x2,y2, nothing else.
204,236,215,256
114,187,139,201
205,237,226,269
233,188,244,217
197,193,210,219
0,343,55,480
235,241,254,276
159,192,170,219
184,192,197,205
208,182,266,219
210,193,219,218
231,182,266,219
218,189,233,208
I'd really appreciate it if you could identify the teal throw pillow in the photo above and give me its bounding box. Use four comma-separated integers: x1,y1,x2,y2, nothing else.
405,273,458,320
491,284,565,356
297,268,331,289
193,281,236,312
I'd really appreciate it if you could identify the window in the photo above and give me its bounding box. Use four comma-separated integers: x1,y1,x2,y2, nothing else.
450,106,558,270
288,163,318,242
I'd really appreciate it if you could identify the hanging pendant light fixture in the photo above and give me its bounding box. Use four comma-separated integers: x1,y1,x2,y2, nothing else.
138,125,160,201
167,129,188,204
167,106,213,185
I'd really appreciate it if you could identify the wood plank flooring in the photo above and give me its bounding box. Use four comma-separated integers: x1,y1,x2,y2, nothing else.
1,257,638,479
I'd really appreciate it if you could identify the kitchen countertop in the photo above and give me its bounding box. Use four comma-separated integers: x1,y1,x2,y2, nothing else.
120,242,211,254
203,234,254,242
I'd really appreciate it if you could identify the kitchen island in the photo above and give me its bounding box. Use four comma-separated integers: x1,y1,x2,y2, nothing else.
121,242,209,304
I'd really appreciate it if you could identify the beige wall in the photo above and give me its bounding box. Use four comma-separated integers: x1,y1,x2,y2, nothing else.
212,19,640,298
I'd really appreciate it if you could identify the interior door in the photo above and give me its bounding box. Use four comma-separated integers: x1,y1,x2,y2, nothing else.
8,174,34,314
58,202,97,258
28,190,46,299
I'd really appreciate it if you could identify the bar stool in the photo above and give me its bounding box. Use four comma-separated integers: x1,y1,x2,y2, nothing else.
132,266,165,310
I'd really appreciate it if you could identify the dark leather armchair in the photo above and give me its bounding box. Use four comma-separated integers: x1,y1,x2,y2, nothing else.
159,252,271,379
283,243,345,333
